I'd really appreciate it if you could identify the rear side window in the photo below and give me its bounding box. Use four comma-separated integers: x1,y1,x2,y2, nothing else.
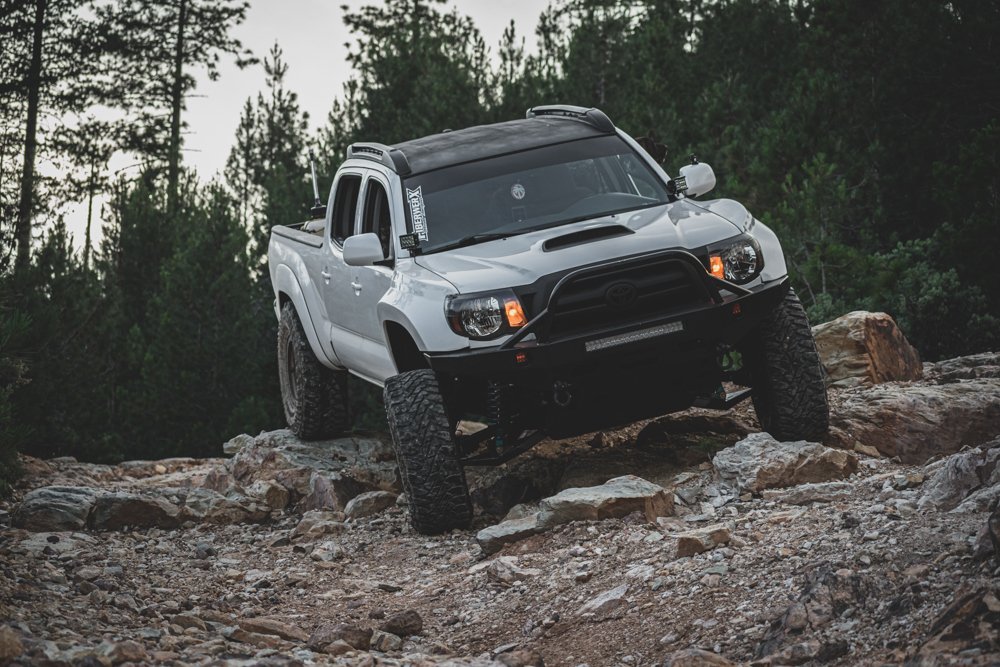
331,174,362,244
361,179,393,259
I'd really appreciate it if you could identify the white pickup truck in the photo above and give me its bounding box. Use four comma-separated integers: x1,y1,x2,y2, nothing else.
268,105,829,534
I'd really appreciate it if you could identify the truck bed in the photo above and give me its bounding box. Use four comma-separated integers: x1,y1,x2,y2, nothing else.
271,220,325,248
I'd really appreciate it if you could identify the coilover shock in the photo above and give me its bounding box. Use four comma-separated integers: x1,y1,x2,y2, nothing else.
485,380,510,453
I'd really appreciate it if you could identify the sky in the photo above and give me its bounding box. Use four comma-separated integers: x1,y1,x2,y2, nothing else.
68,0,547,248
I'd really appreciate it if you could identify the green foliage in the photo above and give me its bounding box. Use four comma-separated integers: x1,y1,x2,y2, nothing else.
3,0,1000,468
0,298,29,496
864,238,1000,361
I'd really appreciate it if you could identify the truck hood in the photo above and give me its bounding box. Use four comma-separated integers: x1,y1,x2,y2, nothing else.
414,198,746,293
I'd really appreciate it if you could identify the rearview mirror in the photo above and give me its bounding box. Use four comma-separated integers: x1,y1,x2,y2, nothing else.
343,233,385,266
677,162,716,198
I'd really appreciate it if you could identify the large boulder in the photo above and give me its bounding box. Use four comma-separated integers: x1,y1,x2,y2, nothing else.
89,491,181,530
225,429,399,511
924,352,1000,382
828,377,1000,463
713,433,858,494
812,311,922,387
536,474,673,527
12,486,99,531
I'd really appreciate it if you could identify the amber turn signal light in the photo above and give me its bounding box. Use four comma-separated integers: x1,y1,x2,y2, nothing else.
504,298,527,327
709,255,725,280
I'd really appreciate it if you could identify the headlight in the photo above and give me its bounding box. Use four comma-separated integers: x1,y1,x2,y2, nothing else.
708,236,763,284
446,289,527,340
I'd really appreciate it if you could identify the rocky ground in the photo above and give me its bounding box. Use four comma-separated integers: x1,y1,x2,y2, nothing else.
2,318,1000,666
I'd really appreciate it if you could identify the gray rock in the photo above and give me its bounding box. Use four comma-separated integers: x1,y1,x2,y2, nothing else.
226,429,398,511
223,433,254,455
919,441,1000,511
370,629,403,652
675,524,732,558
12,486,99,531
827,377,1000,463
90,491,181,530
763,481,856,505
246,479,290,510
344,490,397,519
175,487,268,524
536,475,673,528
292,510,345,541
308,622,372,651
487,556,541,585
503,503,538,522
713,433,858,494
380,609,423,636
310,540,343,561
476,515,543,555
577,583,629,621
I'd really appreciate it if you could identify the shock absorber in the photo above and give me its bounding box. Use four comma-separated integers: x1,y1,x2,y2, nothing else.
485,380,505,453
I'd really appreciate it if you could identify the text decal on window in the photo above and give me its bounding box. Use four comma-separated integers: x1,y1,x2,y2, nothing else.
406,186,429,241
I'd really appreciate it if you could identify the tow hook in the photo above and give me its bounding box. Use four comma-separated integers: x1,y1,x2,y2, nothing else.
553,381,573,407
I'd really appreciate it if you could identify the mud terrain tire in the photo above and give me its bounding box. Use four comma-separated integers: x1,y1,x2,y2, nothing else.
384,369,473,534
745,287,830,441
277,302,348,440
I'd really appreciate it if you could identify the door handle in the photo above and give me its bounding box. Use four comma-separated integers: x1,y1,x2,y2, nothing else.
321,270,331,283
351,280,362,294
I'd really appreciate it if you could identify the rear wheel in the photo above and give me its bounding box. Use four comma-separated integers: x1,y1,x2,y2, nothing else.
277,302,349,440
744,287,829,441
384,369,473,534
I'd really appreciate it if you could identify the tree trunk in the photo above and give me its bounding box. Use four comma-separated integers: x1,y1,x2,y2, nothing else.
84,160,96,270
166,0,188,215
14,0,47,278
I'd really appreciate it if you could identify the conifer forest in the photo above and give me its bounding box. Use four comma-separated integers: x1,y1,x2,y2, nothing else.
1,0,998,493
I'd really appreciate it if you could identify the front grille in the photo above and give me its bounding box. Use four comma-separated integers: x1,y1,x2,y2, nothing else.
545,255,710,340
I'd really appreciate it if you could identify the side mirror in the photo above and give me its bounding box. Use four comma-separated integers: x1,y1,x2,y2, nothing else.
677,162,716,198
343,233,385,266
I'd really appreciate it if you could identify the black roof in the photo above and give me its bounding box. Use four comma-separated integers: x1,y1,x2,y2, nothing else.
346,106,616,176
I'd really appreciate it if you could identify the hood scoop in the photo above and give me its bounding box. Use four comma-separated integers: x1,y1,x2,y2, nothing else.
543,224,634,251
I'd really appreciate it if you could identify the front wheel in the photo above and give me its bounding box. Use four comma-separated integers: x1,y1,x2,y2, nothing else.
277,302,349,440
384,369,472,534
744,287,829,441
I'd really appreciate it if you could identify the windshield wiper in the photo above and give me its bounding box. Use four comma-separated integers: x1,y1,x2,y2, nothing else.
424,231,525,255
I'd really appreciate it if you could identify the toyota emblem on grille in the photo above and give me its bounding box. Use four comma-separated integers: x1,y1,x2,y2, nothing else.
605,282,637,308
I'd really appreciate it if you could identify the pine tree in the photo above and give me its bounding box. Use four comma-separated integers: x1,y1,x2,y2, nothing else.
0,0,109,279
126,184,268,457
225,43,311,266
99,0,255,213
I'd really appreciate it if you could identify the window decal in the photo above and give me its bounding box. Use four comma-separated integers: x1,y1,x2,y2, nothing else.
406,186,429,241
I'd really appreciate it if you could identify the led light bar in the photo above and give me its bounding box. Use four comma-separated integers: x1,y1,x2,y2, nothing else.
584,321,684,352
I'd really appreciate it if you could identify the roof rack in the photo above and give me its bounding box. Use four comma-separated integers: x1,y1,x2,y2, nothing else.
346,142,412,175
525,105,615,133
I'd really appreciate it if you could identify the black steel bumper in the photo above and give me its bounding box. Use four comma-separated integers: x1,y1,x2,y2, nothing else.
426,268,790,379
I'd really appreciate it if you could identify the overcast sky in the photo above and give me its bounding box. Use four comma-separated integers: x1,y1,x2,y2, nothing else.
68,0,547,247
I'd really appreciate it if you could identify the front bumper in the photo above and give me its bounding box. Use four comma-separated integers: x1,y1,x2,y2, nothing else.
426,251,789,379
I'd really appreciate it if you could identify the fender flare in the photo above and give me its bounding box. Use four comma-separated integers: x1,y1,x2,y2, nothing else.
272,264,341,368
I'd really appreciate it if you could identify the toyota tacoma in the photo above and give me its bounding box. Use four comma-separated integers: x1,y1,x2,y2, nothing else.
267,105,830,534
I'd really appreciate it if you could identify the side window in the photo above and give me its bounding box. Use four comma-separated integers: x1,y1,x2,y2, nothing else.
361,179,393,259
331,174,362,244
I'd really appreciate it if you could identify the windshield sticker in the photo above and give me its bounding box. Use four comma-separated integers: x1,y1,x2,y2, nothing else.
510,183,526,200
406,186,429,241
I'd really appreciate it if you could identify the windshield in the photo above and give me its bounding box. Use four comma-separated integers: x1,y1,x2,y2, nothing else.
402,135,671,254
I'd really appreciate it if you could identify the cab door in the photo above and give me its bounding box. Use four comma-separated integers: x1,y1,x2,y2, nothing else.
341,172,397,381
321,169,365,360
